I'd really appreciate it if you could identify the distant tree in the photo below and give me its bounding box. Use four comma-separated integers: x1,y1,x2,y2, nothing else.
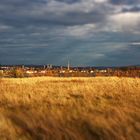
11,68,24,78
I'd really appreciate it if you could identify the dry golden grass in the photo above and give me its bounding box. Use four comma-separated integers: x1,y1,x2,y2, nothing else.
0,77,140,140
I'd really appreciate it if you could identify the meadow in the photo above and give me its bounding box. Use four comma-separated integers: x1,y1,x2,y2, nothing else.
0,77,140,140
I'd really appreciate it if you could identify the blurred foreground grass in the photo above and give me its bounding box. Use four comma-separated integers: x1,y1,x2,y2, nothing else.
0,77,140,140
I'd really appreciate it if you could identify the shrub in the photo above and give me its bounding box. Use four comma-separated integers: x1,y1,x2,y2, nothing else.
0,70,4,77
11,69,24,78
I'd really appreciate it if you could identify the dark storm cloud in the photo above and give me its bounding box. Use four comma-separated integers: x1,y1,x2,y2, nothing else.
0,0,140,65
0,0,114,28
0,0,139,28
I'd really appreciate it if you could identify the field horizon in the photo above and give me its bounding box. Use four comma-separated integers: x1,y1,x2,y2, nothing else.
0,77,140,140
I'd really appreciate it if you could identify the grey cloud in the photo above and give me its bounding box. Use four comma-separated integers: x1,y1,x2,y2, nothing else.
54,0,81,4
122,6,140,12
103,45,140,66
109,0,140,5
0,0,140,65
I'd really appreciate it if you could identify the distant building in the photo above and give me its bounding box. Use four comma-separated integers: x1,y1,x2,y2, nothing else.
39,70,46,74
47,64,52,69
26,70,37,74
90,70,94,73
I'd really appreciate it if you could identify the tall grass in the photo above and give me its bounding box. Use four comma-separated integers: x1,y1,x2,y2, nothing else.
0,77,140,140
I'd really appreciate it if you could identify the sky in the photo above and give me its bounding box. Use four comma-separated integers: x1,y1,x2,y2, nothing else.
0,0,140,66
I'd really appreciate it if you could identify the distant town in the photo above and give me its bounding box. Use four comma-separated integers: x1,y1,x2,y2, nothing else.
0,64,140,78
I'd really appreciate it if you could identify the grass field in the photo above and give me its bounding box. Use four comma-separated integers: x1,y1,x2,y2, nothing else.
0,77,140,140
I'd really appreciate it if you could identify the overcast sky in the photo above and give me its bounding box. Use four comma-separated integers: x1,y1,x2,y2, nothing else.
0,0,140,66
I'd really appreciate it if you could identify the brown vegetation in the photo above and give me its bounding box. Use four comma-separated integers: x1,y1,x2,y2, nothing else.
0,77,140,140
1,66,140,78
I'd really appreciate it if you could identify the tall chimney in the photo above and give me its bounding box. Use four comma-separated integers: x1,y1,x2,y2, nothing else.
68,60,70,71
